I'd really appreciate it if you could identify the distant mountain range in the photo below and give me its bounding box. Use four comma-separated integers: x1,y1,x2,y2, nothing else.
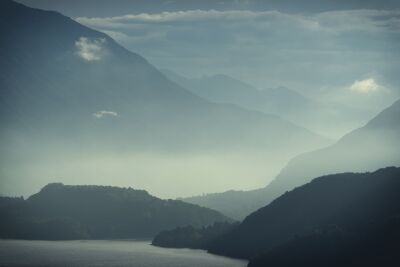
0,0,327,151
267,98,400,200
0,0,329,197
156,167,400,266
180,189,266,220
162,69,371,138
0,183,231,240
182,99,400,220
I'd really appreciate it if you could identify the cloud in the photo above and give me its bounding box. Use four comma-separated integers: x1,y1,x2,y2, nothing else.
75,9,400,52
93,110,119,118
75,9,400,93
314,9,400,33
76,9,400,32
99,30,130,41
350,78,381,93
75,37,106,61
92,10,281,23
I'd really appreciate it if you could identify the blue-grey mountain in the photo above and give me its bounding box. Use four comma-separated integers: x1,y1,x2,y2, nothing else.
162,69,371,138
0,0,329,197
183,99,400,219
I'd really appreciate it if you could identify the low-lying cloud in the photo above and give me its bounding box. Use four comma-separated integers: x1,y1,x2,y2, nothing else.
93,110,119,118
75,8,400,95
75,37,106,61
350,78,381,94
76,9,400,32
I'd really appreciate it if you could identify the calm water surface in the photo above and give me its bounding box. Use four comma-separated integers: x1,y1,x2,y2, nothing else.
0,239,248,267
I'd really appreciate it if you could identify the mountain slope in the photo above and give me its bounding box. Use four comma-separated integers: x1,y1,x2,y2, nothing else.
182,99,400,219
0,0,328,197
266,98,400,201
152,221,238,249
248,216,400,267
207,167,400,259
181,189,267,220
0,183,231,240
162,69,370,138
0,0,326,150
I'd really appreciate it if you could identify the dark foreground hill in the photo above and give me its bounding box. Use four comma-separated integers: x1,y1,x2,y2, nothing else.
248,216,400,267
152,221,238,249
207,167,400,261
0,183,231,240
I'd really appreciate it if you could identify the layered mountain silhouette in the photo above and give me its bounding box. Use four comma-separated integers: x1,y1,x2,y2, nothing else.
0,0,327,150
183,99,400,219
266,98,400,202
162,69,370,138
248,216,400,267
181,189,267,220
0,0,328,196
152,221,238,249
172,167,400,265
0,183,231,240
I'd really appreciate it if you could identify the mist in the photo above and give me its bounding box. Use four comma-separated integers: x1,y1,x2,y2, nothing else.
1,0,399,199
0,148,288,199
1,1,400,266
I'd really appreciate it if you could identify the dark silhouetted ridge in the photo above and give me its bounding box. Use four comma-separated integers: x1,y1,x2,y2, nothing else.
0,183,231,240
206,167,400,262
152,221,238,249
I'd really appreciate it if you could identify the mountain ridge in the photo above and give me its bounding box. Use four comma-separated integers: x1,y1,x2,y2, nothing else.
162,69,370,138
0,0,329,198
207,166,400,259
0,182,232,240
182,98,400,219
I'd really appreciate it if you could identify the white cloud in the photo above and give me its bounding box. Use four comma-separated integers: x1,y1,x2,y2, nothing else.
93,110,119,118
77,10,271,25
76,9,400,32
74,9,400,92
74,9,400,57
350,78,380,93
314,9,400,33
75,37,106,61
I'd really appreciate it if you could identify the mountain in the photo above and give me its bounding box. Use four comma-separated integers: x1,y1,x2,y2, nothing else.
248,216,400,267
180,189,267,220
0,0,328,197
161,70,316,119
162,69,370,138
266,98,400,201
207,167,400,261
161,70,269,108
0,183,231,240
152,221,238,249
182,99,400,219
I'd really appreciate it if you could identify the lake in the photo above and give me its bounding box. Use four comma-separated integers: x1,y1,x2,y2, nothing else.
0,239,248,267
